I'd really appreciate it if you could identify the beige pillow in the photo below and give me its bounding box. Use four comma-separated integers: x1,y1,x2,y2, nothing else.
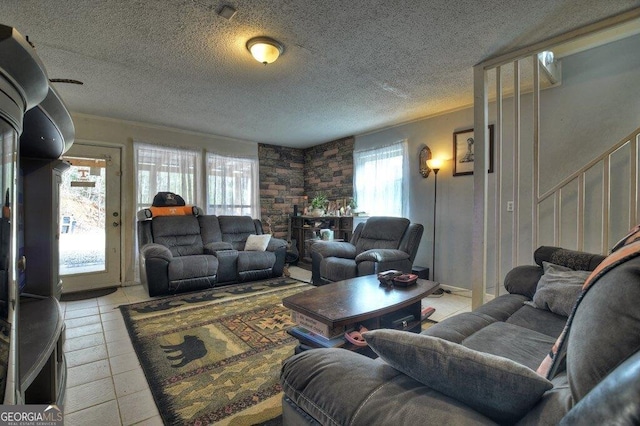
244,234,271,251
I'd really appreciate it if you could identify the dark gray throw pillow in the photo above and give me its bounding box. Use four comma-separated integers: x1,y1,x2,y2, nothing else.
364,329,553,424
525,262,591,317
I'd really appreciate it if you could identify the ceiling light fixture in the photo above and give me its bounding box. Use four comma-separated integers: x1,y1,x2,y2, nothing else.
246,37,284,65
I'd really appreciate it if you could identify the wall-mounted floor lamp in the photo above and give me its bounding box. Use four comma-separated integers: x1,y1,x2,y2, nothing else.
426,158,442,281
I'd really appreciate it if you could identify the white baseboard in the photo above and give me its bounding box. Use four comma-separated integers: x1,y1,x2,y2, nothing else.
437,283,496,301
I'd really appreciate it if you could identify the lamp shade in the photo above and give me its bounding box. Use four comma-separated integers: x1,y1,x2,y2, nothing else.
247,37,284,65
427,158,443,170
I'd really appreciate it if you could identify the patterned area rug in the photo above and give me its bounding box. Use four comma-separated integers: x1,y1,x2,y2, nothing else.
120,277,312,425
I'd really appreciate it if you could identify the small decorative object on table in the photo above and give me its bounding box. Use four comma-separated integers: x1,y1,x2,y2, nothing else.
310,194,328,217
377,270,418,287
393,273,418,287
377,270,403,286
319,229,333,240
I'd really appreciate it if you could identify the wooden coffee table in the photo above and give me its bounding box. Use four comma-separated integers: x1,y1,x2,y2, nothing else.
282,275,439,353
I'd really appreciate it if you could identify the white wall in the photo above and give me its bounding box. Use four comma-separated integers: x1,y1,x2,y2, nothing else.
540,34,640,194
536,34,640,256
356,34,640,291
71,114,259,284
355,107,482,289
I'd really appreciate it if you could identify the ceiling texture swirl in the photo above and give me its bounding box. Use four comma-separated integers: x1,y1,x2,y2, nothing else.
4,1,640,147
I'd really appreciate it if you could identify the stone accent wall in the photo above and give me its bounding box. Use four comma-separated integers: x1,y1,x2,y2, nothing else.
258,136,354,240
304,136,354,201
258,144,305,238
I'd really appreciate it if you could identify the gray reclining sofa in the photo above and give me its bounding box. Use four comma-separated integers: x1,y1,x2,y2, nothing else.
281,244,640,424
137,209,287,296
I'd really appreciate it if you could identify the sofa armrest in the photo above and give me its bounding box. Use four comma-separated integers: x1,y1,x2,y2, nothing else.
140,243,173,262
310,241,357,259
560,350,640,425
355,249,409,264
204,241,234,253
504,265,543,299
267,237,287,251
139,243,172,297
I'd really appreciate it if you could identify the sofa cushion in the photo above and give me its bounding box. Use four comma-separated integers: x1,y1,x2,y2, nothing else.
363,330,552,424
422,312,497,344
422,294,527,343
505,304,567,338
198,215,222,244
566,254,640,402
525,262,590,317
152,216,203,256
237,251,275,272
167,254,218,281
218,216,258,250
462,322,556,370
472,293,529,322
355,217,409,255
244,234,271,251
280,348,497,426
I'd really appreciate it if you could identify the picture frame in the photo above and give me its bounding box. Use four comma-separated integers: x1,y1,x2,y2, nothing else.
453,124,495,176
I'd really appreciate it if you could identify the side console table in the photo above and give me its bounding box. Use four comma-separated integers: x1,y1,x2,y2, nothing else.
289,215,368,262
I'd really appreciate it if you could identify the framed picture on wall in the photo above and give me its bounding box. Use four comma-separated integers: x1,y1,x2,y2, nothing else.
453,124,495,176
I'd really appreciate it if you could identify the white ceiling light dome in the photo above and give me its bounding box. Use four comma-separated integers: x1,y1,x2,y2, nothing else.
246,37,284,65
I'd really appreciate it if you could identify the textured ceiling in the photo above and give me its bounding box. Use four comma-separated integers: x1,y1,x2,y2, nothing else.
3,1,640,148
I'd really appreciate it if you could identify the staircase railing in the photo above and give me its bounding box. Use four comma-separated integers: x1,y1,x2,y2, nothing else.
535,126,639,254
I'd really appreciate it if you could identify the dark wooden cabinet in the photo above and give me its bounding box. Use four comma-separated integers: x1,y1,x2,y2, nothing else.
289,215,368,262
21,158,70,299
19,296,66,404
19,158,68,404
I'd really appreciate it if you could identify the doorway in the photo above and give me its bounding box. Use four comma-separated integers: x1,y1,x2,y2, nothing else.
59,144,122,293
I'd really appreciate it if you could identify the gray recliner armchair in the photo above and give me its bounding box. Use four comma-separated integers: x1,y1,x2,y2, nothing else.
310,216,424,285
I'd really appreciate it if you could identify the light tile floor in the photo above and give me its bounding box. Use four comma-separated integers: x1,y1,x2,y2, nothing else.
60,267,471,425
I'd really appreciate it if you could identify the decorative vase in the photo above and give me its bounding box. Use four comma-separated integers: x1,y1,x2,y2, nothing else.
310,208,324,217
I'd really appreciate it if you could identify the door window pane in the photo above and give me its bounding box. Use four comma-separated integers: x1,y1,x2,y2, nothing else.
59,158,106,275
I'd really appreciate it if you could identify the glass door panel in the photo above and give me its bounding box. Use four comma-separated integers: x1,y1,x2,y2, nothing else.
59,144,121,292
59,158,106,275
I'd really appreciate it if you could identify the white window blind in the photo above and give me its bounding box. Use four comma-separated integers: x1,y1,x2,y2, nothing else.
353,140,408,217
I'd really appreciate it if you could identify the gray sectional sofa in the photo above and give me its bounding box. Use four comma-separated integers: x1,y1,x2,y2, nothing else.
280,245,640,425
137,210,287,296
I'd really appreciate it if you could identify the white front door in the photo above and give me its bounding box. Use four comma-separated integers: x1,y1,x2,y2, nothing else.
59,144,122,292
